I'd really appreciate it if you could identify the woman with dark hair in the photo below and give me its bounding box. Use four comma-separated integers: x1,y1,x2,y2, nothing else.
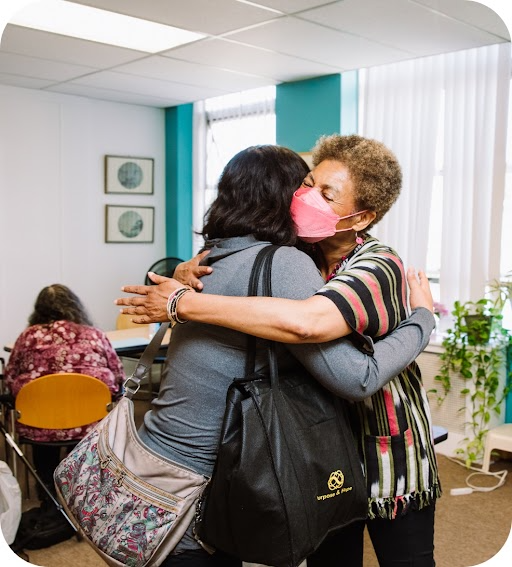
27,283,94,326
117,144,435,567
201,144,300,246
5,284,125,495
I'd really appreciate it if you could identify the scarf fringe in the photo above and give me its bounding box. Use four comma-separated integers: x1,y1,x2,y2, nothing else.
367,484,442,520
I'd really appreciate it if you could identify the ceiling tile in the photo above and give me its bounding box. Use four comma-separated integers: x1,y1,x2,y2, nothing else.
46,82,182,107
301,0,507,56
71,0,281,35
414,0,510,39
0,73,54,89
0,51,97,82
225,17,413,70
248,0,335,13
116,55,276,92
168,37,342,82
0,0,507,108
1,25,148,68
72,70,229,102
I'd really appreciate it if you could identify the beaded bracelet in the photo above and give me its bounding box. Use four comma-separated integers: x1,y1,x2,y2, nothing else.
166,287,192,325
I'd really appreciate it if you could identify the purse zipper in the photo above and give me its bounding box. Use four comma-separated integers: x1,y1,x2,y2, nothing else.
97,427,186,513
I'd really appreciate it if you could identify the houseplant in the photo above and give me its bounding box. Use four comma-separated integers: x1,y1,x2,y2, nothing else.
434,297,511,467
488,270,512,312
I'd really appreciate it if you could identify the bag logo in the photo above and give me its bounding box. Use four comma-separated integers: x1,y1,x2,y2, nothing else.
317,469,353,501
328,470,344,491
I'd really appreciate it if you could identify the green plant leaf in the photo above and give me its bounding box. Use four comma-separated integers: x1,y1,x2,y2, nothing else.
434,295,510,467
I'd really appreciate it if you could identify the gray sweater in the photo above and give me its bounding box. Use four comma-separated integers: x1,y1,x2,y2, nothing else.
139,235,434,477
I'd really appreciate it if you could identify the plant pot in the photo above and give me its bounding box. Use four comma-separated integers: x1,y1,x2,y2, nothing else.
464,314,493,345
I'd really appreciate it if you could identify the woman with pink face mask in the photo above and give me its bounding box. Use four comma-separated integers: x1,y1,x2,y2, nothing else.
117,136,438,567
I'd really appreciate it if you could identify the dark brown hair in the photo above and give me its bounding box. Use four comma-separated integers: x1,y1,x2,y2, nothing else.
202,145,310,246
28,284,93,327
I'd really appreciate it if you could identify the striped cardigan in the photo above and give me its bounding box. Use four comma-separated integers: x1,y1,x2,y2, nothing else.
317,236,441,519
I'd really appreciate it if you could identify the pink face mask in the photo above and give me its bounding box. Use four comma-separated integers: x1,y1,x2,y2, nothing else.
290,186,367,243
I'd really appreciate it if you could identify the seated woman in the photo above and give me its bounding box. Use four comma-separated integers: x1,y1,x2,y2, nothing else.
5,284,125,497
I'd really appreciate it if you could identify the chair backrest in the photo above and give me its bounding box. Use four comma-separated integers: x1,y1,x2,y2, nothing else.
145,256,184,285
15,373,111,429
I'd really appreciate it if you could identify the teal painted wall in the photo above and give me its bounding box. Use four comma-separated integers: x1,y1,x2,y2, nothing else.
164,104,193,261
276,74,341,152
276,71,358,153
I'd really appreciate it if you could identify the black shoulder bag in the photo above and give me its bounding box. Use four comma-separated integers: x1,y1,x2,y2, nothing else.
195,245,368,567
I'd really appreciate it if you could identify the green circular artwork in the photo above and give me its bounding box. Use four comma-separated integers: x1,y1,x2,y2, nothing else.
118,210,143,238
118,161,143,189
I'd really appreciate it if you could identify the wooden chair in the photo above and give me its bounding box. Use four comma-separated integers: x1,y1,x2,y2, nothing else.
13,373,112,497
15,373,111,430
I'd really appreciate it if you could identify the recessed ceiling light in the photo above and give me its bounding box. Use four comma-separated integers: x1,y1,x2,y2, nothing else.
9,0,205,53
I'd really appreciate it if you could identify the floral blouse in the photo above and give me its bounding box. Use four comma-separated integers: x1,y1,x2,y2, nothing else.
5,320,125,442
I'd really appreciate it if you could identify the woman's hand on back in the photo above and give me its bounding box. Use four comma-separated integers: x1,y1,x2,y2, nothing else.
173,250,212,290
407,268,434,313
115,273,190,324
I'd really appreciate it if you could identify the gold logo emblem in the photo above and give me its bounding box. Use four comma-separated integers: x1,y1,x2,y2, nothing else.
327,470,344,491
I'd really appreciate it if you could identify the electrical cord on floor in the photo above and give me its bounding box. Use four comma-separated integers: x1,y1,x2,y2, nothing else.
446,456,508,494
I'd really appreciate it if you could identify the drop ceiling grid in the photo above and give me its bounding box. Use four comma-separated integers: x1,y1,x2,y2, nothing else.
112,54,278,90
164,37,344,82
0,0,508,107
72,0,284,35
223,17,414,69
296,0,508,55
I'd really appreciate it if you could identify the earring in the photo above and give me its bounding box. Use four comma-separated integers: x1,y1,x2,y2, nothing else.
355,232,364,245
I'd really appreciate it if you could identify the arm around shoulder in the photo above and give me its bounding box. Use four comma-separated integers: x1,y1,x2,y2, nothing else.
286,307,435,401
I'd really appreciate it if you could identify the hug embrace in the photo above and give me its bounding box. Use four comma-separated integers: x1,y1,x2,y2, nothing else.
54,134,437,567
113,135,439,567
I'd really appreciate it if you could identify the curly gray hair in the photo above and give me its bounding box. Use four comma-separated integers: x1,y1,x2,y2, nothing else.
311,134,402,229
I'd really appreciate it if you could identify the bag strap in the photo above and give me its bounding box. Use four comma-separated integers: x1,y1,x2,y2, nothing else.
249,244,289,392
258,248,281,390
123,322,170,399
244,245,279,377
247,244,278,298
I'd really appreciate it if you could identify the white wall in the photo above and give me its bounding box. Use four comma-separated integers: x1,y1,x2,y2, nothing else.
0,85,166,359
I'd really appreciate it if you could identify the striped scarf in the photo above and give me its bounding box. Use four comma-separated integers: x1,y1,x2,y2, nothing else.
318,237,441,518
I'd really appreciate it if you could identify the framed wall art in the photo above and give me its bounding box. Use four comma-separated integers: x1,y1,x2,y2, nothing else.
105,155,154,195
105,205,154,243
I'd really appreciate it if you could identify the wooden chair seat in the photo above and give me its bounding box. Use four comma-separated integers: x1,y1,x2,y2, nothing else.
15,373,111,429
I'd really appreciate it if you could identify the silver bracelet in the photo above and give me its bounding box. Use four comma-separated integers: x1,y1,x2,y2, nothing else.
166,287,184,319
166,287,192,325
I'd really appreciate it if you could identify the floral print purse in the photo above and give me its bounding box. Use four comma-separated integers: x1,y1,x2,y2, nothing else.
54,323,209,567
